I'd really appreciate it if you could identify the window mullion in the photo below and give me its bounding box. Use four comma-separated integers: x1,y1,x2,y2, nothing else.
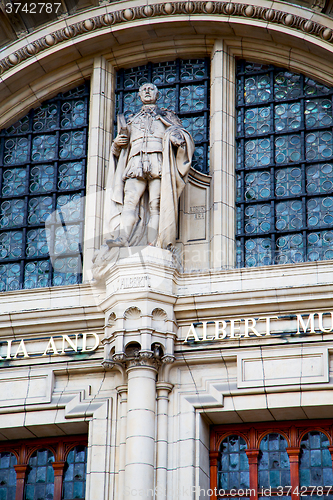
14,464,28,500
287,448,301,500
245,449,259,500
53,461,66,500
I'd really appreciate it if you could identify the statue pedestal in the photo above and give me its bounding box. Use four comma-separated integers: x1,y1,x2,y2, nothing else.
99,245,177,499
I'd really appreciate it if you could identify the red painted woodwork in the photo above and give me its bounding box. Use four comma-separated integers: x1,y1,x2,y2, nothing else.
210,419,333,499
246,450,259,500
14,465,28,500
1,435,87,500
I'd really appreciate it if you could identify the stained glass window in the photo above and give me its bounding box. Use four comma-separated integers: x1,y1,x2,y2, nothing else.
300,431,333,494
115,59,210,174
0,451,17,500
62,445,87,500
258,433,290,489
236,61,333,267
24,449,55,500
218,435,249,493
0,84,89,291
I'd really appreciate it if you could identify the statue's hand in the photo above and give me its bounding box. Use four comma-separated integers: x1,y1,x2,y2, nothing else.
170,130,186,148
113,134,129,148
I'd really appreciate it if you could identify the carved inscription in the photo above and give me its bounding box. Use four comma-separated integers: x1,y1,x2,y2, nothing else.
190,206,205,219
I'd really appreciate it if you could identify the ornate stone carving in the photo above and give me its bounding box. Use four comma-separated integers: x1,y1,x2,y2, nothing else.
124,306,141,320
1,2,333,76
152,308,168,321
102,83,194,250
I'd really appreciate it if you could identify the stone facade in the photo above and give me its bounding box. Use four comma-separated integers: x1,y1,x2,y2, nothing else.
0,1,333,500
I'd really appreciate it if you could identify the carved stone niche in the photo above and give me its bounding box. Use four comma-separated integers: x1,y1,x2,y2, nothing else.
180,167,211,242
102,306,176,369
177,167,211,269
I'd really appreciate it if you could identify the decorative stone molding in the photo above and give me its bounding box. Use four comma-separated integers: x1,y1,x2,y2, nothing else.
1,1,333,76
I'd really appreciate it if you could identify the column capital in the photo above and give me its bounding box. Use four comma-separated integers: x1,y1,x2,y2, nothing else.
156,381,173,399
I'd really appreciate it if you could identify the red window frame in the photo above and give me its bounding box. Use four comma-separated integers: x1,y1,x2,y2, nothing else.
0,435,87,500
210,420,333,500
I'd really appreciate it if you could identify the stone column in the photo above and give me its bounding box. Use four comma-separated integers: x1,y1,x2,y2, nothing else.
210,40,236,269
125,359,158,500
83,56,115,281
156,382,173,500
117,385,128,500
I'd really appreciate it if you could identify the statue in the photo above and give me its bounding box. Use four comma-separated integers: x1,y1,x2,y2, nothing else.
103,83,195,250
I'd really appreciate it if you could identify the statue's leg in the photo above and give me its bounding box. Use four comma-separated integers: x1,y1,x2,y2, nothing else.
147,178,161,245
107,178,146,247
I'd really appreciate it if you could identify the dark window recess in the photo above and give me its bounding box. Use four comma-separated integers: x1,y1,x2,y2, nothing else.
210,420,333,500
236,60,333,268
0,435,87,500
115,59,210,174
0,83,89,291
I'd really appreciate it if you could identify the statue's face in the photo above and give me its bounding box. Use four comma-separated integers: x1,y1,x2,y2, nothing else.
139,84,158,104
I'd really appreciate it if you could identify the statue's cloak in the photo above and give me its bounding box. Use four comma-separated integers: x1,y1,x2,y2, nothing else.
103,113,194,249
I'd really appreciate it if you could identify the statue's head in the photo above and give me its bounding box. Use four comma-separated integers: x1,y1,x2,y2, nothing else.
138,83,159,104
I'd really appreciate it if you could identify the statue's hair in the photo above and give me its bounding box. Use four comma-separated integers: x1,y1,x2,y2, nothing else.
138,82,158,93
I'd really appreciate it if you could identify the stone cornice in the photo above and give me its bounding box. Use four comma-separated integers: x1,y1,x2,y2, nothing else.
1,1,333,76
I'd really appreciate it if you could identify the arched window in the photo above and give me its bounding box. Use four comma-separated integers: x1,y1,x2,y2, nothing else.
236,61,333,267
24,449,55,500
115,59,210,174
300,431,333,488
218,435,249,492
62,445,87,500
211,421,333,500
0,84,89,291
258,433,290,489
0,451,17,500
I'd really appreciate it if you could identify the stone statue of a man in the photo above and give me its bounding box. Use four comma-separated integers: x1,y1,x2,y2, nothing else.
104,83,194,249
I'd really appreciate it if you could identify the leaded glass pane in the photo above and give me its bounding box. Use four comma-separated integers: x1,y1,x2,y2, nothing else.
0,83,88,290
241,171,271,201
33,103,58,132
3,137,29,165
275,134,302,163
275,167,302,197
236,237,272,267
304,78,331,96
24,449,54,500
0,452,16,500
218,435,249,491
30,165,55,193
62,445,87,500
275,233,304,264
306,131,333,161
115,59,209,174
238,107,271,136
307,163,333,194
244,74,271,104
241,203,271,234
275,102,301,132
275,200,303,230
244,138,271,167
275,71,302,99
300,432,333,487
2,168,27,196
258,434,290,488
307,231,333,261
307,197,333,227
305,99,332,128
236,60,333,268
24,261,50,289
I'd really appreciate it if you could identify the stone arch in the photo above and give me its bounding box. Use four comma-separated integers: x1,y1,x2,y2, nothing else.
2,1,333,128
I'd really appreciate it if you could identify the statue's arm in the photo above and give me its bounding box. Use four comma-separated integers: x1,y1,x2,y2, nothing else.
111,114,131,157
